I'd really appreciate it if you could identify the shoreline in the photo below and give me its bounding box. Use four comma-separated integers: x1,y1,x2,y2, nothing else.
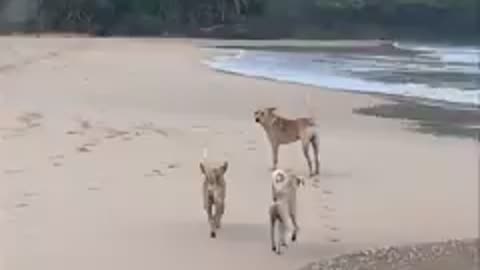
200,39,480,140
204,57,480,140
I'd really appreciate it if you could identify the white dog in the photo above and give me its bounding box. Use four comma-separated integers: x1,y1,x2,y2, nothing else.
269,169,305,254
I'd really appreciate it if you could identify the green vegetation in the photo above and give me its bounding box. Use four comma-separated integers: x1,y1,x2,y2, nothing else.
0,0,478,40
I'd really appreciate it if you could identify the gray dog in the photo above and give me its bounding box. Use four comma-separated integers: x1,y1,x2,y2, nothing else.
255,107,320,176
200,160,228,238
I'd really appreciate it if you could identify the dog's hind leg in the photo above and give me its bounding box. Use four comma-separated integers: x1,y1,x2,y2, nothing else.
288,192,299,242
311,134,320,175
280,220,290,250
269,206,277,253
302,141,313,176
290,212,299,242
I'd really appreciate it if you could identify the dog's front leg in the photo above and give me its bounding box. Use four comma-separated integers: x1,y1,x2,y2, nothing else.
289,193,299,242
271,142,279,171
290,212,299,242
208,203,216,238
302,141,313,176
202,183,209,211
269,206,277,253
204,189,216,238
214,201,224,229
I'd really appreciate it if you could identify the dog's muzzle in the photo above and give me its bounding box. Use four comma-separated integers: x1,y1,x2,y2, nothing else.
255,118,260,122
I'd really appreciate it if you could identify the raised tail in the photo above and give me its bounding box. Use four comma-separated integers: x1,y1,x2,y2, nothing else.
305,92,316,126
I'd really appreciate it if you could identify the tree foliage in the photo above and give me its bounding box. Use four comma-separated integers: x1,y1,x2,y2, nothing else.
0,0,477,39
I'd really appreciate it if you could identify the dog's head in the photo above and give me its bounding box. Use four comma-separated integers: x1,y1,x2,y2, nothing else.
254,107,277,125
200,161,228,188
272,169,305,192
293,175,306,187
272,169,289,192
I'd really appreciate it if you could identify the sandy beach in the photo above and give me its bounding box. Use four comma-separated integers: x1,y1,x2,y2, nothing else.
1,37,478,270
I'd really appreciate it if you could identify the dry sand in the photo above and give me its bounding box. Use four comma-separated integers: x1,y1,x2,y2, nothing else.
0,37,478,270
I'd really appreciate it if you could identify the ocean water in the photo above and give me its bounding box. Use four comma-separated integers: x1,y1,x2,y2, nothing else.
204,42,480,106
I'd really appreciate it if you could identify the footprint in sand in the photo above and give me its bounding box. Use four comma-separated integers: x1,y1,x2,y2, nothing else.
66,130,83,135
167,163,181,170
191,125,210,133
145,169,164,178
66,118,93,136
87,186,101,191
76,141,99,153
246,142,257,151
325,225,340,231
77,145,91,153
323,205,336,213
319,214,332,219
322,189,333,195
49,154,65,167
4,168,25,175
17,112,43,129
245,139,257,150
122,136,133,141
15,202,29,208
23,192,38,198
135,123,169,137
79,120,91,130
104,128,129,139
328,237,341,243
152,128,168,136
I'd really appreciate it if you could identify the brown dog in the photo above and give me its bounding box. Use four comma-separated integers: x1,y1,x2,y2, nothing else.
255,107,320,176
200,161,228,238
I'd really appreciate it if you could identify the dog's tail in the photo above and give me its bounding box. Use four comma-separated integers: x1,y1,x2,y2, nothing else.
305,92,316,126
202,147,208,161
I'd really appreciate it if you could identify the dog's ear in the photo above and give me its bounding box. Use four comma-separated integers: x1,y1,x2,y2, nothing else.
295,176,306,186
219,161,228,175
266,107,277,113
200,162,206,175
272,169,286,183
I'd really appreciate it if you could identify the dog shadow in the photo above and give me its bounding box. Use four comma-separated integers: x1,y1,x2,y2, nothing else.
318,169,352,180
220,223,269,243
220,223,354,259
